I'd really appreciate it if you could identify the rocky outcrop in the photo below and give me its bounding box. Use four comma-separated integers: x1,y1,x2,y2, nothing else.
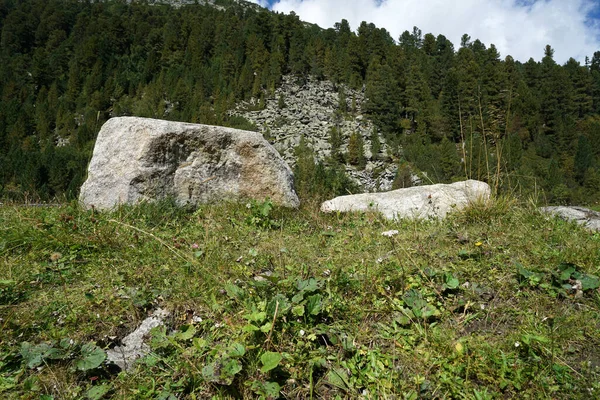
320,180,491,220
79,117,299,210
540,206,600,231
125,0,225,10
229,75,397,191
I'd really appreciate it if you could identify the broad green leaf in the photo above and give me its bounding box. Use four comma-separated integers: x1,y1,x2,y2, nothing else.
244,311,266,323
445,274,459,290
260,322,273,333
326,368,352,391
340,335,355,352
23,376,40,391
46,347,68,361
201,363,218,382
296,277,319,292
243,324,260,332
59,338,74,349
175,324,196,341
522,334,549,345
262,381,281,397
394,314,411,326
20,342,65,369
579,274,600,291
292,292,305,303
193,337,207,350
402,289,421,309
306,294,322,316
202,358,242,385
558,262,579,272
228,342,246,358
292,305,305,316
517,264,544,285
86,384,110,400
224,284,244,299
157,389,177,400
75,343,106,371
420,304,440,319
267,294,290,316
559,267,576,281
222,358,243,378
21,347,43,369
260,351,282,373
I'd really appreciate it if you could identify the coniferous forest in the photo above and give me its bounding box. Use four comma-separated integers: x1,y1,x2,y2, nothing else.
2,0,600,203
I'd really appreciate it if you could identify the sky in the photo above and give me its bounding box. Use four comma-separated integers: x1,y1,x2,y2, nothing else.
248,0,600,64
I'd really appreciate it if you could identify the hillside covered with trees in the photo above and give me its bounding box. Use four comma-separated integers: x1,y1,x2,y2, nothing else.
1,0,600,203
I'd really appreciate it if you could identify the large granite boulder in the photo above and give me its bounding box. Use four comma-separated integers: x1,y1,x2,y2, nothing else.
540,206,600,231
80,117,299,210
320,180,490,220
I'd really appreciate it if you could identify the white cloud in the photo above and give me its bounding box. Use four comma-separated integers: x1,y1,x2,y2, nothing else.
251,0,600,63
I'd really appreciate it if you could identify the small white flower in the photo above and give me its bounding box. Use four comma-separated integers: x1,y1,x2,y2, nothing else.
246,203,252,209
377,257,384,263
514,342,520,348
193,316,203,323
382,230,399,237
214,322,224,328
299,330,305,336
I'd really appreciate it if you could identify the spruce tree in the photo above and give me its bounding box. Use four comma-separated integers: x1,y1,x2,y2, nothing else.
347,131,366,169
574,135,593,184
370,127,381,159
328,125,344,163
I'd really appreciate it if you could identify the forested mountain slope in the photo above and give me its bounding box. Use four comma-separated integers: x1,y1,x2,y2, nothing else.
1,0,600,203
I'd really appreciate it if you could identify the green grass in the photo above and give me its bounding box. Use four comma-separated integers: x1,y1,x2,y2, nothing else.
1,197,600,399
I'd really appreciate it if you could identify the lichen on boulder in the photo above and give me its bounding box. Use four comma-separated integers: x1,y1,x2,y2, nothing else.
79,117,299,210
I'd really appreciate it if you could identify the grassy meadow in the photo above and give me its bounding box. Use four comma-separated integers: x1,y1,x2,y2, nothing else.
1,197,600,399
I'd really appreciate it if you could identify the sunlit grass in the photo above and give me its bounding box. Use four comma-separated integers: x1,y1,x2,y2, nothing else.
1,197,599,399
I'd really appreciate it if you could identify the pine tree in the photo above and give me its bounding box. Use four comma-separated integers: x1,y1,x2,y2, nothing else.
370,127,381,159
328,125,344,163
347,131,366,168
392,162,413,189
438,136,460,181
574,135,593,184
364,56,400,135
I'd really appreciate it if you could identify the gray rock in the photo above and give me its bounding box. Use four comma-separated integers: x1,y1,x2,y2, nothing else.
106,308,168,371
321,180,491,220
540,206,600,231
80,117,299,210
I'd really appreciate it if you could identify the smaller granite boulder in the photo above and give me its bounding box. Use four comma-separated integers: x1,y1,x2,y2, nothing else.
320,180,491,220
80,117,299,210
106,308,168,371
540,206,600,231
